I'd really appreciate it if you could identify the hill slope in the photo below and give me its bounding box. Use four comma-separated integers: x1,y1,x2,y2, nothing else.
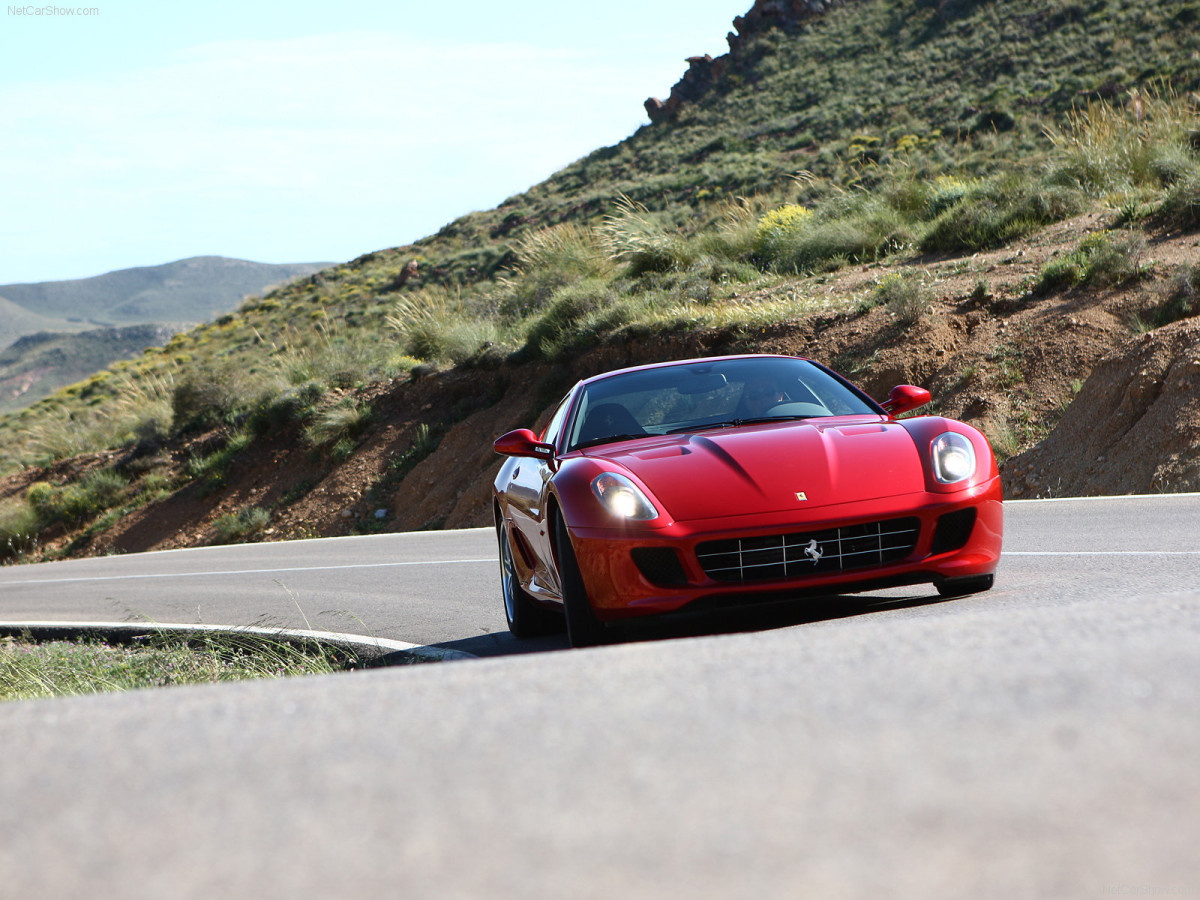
0,0,1198,562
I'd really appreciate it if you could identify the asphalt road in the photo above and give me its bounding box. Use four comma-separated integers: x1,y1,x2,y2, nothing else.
1,495,1198,898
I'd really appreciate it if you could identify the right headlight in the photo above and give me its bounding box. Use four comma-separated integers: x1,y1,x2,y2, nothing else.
590,472,659,521
931,432,976,485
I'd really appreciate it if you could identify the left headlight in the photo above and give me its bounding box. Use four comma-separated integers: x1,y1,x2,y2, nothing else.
591,472,659,520
931,432,976,485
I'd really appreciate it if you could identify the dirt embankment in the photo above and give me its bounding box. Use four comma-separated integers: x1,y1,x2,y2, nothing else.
1004,318,1200,497
4,218,1199,560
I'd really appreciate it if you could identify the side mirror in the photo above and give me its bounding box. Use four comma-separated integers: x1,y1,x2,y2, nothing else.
493,428,556,459
881,384,931,417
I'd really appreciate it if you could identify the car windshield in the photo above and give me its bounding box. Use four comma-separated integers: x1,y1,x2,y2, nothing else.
565,358,879,450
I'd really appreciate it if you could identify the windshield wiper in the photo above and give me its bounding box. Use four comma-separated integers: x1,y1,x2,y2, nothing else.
574,433,645,450
666,415,817,435
665,421,738,434
736,414,818,426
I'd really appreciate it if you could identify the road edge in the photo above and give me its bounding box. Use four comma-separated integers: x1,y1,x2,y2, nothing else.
0,620,477,664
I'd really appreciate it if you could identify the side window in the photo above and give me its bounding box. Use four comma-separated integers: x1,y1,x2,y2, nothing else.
540,393,573,447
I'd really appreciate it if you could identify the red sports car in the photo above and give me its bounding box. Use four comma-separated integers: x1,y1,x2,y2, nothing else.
493,354,1002,647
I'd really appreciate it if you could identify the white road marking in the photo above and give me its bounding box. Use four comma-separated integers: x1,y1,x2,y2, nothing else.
0,558,496,586
1006,493,1200,503
1005,550,1200,556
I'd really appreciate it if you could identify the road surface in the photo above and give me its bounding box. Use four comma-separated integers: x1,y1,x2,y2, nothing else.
0,495,1197,898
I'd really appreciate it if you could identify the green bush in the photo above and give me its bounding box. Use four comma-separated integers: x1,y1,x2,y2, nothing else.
213,506,271,543
601,196,697,276
186,431,252,491
25,469,128,528
872,272,934,325
387,289,501,364
1158,170,1200,230
0,500,39,558
920,175,1084,253
171,370,244,432
303,397,373,449
1035,230,1147,293
522,278,620,359
1046,89,1199,196
1148,263,1200,327
763,198,914,273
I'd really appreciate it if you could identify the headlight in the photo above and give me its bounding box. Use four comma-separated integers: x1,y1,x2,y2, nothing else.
931,432,976,484
591,473,659,520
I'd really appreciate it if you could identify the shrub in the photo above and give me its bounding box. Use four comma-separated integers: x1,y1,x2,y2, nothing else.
920,174,1084,253
186,430,252,491
872,272,934,325
767,200,913,273
303,397,373,449
26,469,128,528
1148,263,1200,327
213,506,271,543
18,371,175,464
694,196,761,263
1035,230,1148,294
1158,170,1200,231
601,195,696,276
1046,89,1198,196
924,175,983,219
0,499,39,558
387,288,501,364
171,369,244,432
522,278,620,359
753,204,814,258
495,223,615,320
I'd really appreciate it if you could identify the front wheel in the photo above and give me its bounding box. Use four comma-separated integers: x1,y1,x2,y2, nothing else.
554,515,611,648
935,573,994,598
497,520,562,637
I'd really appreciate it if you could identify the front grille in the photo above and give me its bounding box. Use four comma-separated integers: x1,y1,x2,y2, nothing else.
696,517,921,584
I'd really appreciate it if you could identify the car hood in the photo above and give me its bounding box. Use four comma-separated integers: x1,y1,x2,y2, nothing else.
590,418,927,521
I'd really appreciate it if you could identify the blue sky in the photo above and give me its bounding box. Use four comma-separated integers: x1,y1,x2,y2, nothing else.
0,0,745,284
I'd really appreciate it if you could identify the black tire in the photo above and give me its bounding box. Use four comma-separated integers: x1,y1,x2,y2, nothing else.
935,573,995,598
497,519,562,637
554,515,611,648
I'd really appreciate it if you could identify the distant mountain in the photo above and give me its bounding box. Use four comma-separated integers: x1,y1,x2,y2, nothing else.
0,325,184,414
0,256,331,339
0,296,87,349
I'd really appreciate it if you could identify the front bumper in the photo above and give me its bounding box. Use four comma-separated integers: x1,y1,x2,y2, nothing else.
567,476,1003,621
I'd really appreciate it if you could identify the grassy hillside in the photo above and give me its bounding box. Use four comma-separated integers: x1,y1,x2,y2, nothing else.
0,257,329,331
0,0,1198,559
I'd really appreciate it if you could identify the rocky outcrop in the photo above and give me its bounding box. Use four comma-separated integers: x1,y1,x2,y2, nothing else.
645,0,849,123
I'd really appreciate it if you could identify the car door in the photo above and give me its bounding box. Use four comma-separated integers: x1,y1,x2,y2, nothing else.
506,392,573,598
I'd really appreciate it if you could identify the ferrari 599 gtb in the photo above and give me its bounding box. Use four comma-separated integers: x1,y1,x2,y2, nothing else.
493,355,1002,647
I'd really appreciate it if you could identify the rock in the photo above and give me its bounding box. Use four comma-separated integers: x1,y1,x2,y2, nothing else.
645,1,846,123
